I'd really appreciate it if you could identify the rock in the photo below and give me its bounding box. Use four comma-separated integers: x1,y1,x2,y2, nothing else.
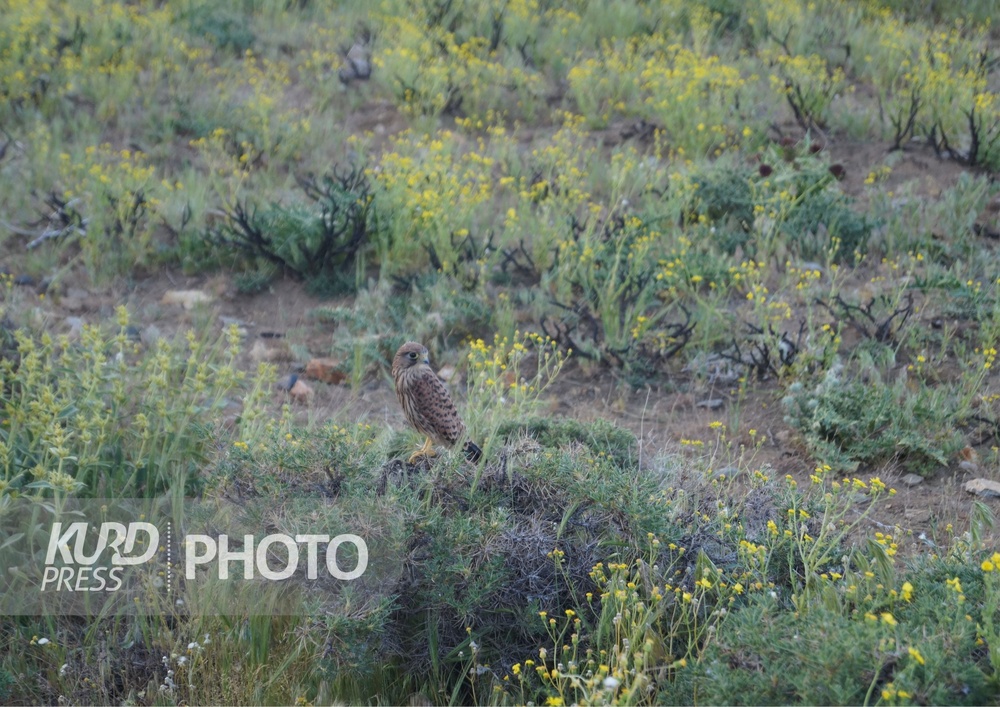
124,325,141,343
60,288,93,312
900,473,924,488
339,43,371,83
14,274,36,287
64,317,84,339
161,289,212,310
141,325,161,346
289,379,314,404
775,429,792,444
304,357,347,384
696,398,724,410
964,478,1000,499
277,374,299,392
250,340,294,363
958,447,979,474
438,365,457,383
61,297,84,313
220,316,250,337
904,508,932,523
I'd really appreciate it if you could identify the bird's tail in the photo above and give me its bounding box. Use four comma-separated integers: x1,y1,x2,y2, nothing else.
463,440,484,464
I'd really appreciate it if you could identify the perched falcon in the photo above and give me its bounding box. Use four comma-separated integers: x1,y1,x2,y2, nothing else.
391,341,483,464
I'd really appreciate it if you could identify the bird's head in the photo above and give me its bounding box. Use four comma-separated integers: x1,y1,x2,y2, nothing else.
393,341,430,372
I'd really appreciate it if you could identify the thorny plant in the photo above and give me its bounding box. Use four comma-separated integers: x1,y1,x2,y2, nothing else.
210,164,378,281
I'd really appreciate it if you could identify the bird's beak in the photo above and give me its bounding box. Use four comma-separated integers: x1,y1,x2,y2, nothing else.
421,354,430,365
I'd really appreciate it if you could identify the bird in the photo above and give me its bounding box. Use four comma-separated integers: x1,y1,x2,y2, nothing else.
391,341,483,464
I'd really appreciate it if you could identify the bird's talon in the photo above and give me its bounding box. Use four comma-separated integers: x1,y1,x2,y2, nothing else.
408,437,437,464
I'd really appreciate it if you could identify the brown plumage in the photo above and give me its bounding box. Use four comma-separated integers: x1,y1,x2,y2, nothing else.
391,341,483,463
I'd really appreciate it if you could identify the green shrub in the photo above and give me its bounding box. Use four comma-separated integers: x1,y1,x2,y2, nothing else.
693,592,991,705
210,167,379,285
781,360,963,473
210,416,680,698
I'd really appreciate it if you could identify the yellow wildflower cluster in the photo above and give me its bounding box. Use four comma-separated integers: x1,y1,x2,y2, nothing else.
0,0,176,120
765,51,847,129
373,9,542,121
372,128,511,274
568,36,752,155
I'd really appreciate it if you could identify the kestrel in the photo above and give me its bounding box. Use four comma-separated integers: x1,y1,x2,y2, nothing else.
392,341,483,464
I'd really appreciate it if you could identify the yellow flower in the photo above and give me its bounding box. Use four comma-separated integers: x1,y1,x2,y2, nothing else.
908,647,925,665
901,581,913,602
880,612,897,627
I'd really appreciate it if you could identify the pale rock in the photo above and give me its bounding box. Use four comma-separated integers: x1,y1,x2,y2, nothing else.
289,379,314,404
64,316,85,339
900,473,924,488
964,478,1000,499
250,340,293,363
904,508,932,523
161,289,212,310
696,398,724,410
141,325,161,346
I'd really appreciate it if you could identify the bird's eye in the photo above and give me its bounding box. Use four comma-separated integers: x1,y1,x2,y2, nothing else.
407,351,417,360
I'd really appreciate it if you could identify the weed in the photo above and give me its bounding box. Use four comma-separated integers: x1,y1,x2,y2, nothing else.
210,166,378,283
781,359,963,473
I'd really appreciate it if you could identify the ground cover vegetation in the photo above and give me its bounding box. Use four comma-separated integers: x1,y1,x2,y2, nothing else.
1,0,1000,703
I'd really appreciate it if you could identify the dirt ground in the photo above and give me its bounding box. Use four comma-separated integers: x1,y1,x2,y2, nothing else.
8,114,999,555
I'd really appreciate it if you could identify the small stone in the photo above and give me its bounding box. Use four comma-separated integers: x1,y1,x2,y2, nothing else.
904,508,932,523
775,430,792,444
141,325,161,346
696,398,724,410
289,379,314,404
900,473,924,488
220,315,249,328
60,289,91,312
277,374,299,392
438,365,456,382
304,357,347,384
958,460,980,474
964,478,1000,499
250,340,294,363
14,274,35,287
712,466,741,481
124,325,141,343
161,289,212,310
339,43,371,83
64,316,84,339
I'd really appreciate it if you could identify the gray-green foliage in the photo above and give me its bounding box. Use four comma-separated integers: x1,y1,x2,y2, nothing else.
781,359,962,473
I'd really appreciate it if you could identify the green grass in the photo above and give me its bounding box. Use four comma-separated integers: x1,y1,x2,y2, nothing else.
2,0,1000,704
